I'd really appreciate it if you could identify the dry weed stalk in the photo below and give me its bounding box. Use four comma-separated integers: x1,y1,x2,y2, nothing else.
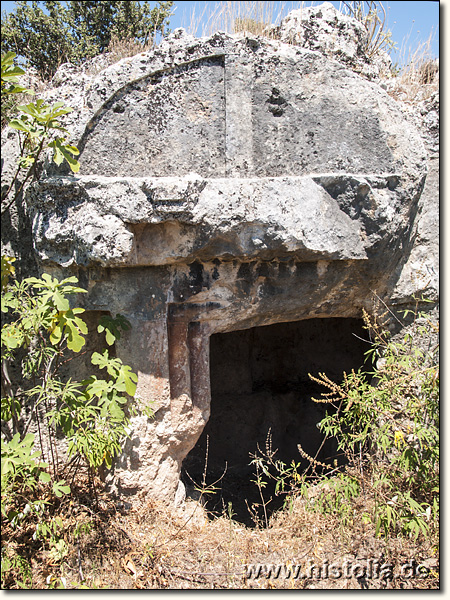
389,30,439,102
339,1,395,58
182,1,300,39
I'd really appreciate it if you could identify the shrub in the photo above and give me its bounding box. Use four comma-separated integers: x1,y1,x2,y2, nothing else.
1,1,174,81
1,49,151,587
1,256,151,588
251,302,439,541
1,52,80,217
1,260,146,473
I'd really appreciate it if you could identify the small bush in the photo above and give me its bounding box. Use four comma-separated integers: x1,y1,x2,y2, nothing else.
1,257,152,588
1,52,80,217
251,301,439,542
1,1,174,81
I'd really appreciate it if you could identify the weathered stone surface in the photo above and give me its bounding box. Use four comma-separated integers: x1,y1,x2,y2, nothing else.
31,29,427,274
31,172,412,268
388,91,439,305
274,2,392,80
3,6,437,504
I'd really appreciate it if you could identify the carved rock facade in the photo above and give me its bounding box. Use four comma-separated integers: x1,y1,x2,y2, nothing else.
15,8,438,502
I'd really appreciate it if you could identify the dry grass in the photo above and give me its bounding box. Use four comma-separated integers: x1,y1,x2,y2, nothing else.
387,30,439,102
97,35,154,70
106,35,152,62
182,0,397,57
2,472,438,590
181,1,306,39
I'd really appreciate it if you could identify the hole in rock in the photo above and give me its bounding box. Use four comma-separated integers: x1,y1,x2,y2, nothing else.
182,318,369,526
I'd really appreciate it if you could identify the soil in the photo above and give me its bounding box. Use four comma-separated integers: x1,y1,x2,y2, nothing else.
3,473,439,590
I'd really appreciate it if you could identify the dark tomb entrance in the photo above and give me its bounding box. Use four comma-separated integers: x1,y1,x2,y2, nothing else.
182,318,369,525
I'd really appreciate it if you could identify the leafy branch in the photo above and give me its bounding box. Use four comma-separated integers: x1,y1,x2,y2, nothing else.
1,52,80,216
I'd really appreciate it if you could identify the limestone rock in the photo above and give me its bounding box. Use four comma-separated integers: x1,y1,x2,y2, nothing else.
387,90,439,305
274,2,392,79
1,8,438,505
29,33,426,276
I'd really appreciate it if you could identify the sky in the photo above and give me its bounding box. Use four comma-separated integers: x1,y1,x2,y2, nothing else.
171,1,440,63
0,0,441,66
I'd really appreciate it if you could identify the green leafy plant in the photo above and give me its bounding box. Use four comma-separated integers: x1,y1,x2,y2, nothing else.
1,49,34,128
1,265,145,472
251,302,439,541
1,52,80,216
1,551,33,589
97,313,132,346
1,50,33,96
306,304,439,539
1,258,150,588
1,431,70,588
46,351,139,470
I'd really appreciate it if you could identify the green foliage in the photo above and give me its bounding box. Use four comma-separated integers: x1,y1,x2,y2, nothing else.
1,53,80,215
306,306,439,539
2,272,88,355
1,257,150,588
1,50,33,96
1,255,16,291
1,433,70,523
1,262,145,471
45,350,138,469
97,313,132,346
1,50,33,129
1,551,33,589
1,430,70,588
1,1,174,81
1,433,50,512
252,303,439,541
6,95,80,172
